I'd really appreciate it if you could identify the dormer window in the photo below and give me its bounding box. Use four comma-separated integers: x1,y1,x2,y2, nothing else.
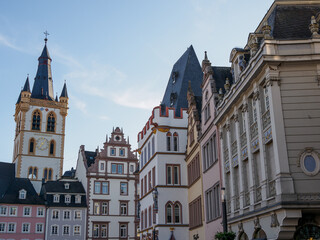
172,71,178,84
75,195,81,204
53,194,60,203
19,189,26,199
65,195,71,203
64,183,70,189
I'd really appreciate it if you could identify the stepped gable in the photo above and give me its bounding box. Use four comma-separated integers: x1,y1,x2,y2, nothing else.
161,45,203,117
266,4,320,40
0,178,44,205
0,162,15,198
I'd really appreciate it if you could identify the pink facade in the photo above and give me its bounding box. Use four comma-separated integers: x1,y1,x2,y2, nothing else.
0,204,46,240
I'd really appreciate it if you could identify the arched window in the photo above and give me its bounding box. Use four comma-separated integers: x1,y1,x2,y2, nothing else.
43,168,53,181
141,210,144,229
174,202,181,223
47,112,56,132
29,138,35,154
173,132,178,151
166,203,172,223
49,140,55,156
32,110,41,130
48,169,53,180
28,167,38,180
166,132,171,151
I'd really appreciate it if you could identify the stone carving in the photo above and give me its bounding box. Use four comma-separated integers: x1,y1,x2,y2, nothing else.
242,103,248,113
224,78,231,93
262,21,272,39
270,212,279,227
253,90,260,101
248,33,259,56
309,16,320,38
234,114,239,123
238,222,244,233
218,88,224,101
239,55,247,72
254,217,261,230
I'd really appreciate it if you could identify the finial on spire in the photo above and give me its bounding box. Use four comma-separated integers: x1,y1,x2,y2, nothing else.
204,51,208,60
44,30,50,44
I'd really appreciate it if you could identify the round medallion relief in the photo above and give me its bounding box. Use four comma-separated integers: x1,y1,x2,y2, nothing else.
299,150,320,176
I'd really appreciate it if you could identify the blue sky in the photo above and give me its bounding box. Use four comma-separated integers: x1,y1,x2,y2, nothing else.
0,0,273,171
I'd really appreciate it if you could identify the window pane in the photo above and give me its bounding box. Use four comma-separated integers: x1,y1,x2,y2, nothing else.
111,164,117,173
167,166,172,184
95,182,101,194
166,205,172,223
174,166,179,184
118,164,123,174
174,205,180,223
102,182,108,194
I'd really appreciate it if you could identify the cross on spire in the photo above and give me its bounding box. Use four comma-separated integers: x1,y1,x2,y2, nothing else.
44,30,49,44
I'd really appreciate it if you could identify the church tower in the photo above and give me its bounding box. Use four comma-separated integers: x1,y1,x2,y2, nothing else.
13,36,69,193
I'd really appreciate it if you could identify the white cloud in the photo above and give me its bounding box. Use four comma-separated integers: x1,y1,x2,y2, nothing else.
99,115,109,120
70,95,88,115
0,34,22,51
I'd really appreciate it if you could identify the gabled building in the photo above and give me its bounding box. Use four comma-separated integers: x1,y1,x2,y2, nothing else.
40,176,87,240
137,45,203,240
0,162,46,240
186,82,205,239
76,127,138,240
214,1,320,239
13,37,69,193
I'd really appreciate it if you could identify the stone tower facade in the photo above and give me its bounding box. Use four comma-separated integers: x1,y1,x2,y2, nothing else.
12,38,68,193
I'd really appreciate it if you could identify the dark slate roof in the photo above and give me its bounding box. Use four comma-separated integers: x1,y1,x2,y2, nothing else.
85,151,97,168
267,5,320,40
63,168,76,178
161,45,203,117
195,95,202,121
31,43,54,101
60,82,68,98
212,66,233,94
0,178,44,205
16,77,31,104
0,162,15,198
41,180,87,207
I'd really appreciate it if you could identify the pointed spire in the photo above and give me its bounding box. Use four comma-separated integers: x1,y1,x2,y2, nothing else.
60,81,68,98
22,75,31,92
202,51,211,71
55,94,58,102
31,39,54,100
127,136,130,144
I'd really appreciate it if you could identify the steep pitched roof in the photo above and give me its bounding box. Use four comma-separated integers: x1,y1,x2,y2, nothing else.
212,66,233,94
0,178,44,205
267,4,320,40
42,180,85,194
31,43,54,101
16,76,31,104
60,82,68,98
161,45,203,117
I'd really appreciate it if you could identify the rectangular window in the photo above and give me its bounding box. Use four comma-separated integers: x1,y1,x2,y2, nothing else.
130,164,134,172
152,167,155,188
148,142,151,160
173,135,178,151
264,87,269,110
94,182,101,194
53,194,60,203
166,165,180,185
65,195,71,203
189,196,202,229
140,152,144,168
0,223,5,232
120,202,128,216
64,210,70,220
8,223,16,232
94,202,100,215
111,163,124,174
37,207,44,217
0,206,7,216
74,210,82,220
101,224,107,237
141,178,144,196
110,148,116,156
205,183,221,222
93,224,99,237
188,154,200,186
152,137,155,155
119,148,125,156
74,225,81,235
99,161,105,171
167,136,171,151
101,202,108,215
63,225,70,235
144,175,147,194
148,171,152,191
111,163,117,173
9,207,17,216
36,223,43,233
75,195,81,203
102,182,109,194
149,207,152,227
120,182,128,195
52,210,59,219
23,207,31,216
51,225,58,235
118,164,123,174
120,223,127,238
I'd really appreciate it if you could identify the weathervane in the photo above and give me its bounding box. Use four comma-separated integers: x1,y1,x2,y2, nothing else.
44,30,50,44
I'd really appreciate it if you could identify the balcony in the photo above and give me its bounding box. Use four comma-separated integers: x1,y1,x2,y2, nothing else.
250,122,258,139
262,109,271,130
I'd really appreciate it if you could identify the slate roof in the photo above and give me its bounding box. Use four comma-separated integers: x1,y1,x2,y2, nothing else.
267,5,320,40
0,162,15,198
212,66,233,94
16,77,31,104
0,178,44,205
161,45,203,117
60,82,68,98
41,180,87,207
31,43,55,101
85,150,97,168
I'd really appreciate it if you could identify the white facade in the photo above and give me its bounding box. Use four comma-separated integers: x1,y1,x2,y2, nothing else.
137,106,189,240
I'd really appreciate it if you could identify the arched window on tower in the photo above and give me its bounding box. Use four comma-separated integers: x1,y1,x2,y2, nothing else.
174,202,181,223
28,167,38,180
29,138,35,154
173,132,179,151
32,110,41,130
48,168,53,180
166,202,172,223
49,140,55,156
47,112,55,132
166,132,172,151
43,168,53,181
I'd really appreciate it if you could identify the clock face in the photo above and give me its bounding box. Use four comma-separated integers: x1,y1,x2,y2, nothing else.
37,137,49,150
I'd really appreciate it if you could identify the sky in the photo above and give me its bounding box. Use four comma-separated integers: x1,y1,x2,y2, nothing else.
0,0,274,172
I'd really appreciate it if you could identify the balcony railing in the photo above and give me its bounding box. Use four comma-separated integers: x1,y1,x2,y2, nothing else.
244,192,250,207
224,148,229,162
231,140,238,156
262,109,271,130
255,186,262,202
250,122,258,139
268,180,276,197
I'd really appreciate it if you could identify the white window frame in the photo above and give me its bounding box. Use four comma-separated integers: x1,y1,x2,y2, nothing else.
65,194,71,203
63,210,71,220
51,225,58,235
73,225,81,235
63,225,70,235
23,206,32,217
37,207,44,217
75,195,81,203
74,210,82,220
19,189,27,199
8,222,16,233
64,183,70,189
53,194,60,203
52,209,59,220
0,223,6,232
0,206,7,216
9,207,17,216
35,223,44,233
22,223,30,233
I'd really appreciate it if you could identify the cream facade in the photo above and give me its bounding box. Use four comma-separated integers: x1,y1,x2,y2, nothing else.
214,1,320,239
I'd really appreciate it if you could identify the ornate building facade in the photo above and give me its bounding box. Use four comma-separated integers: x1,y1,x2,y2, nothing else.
76,127,138,240
13,38,68,193
215,1,320,239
